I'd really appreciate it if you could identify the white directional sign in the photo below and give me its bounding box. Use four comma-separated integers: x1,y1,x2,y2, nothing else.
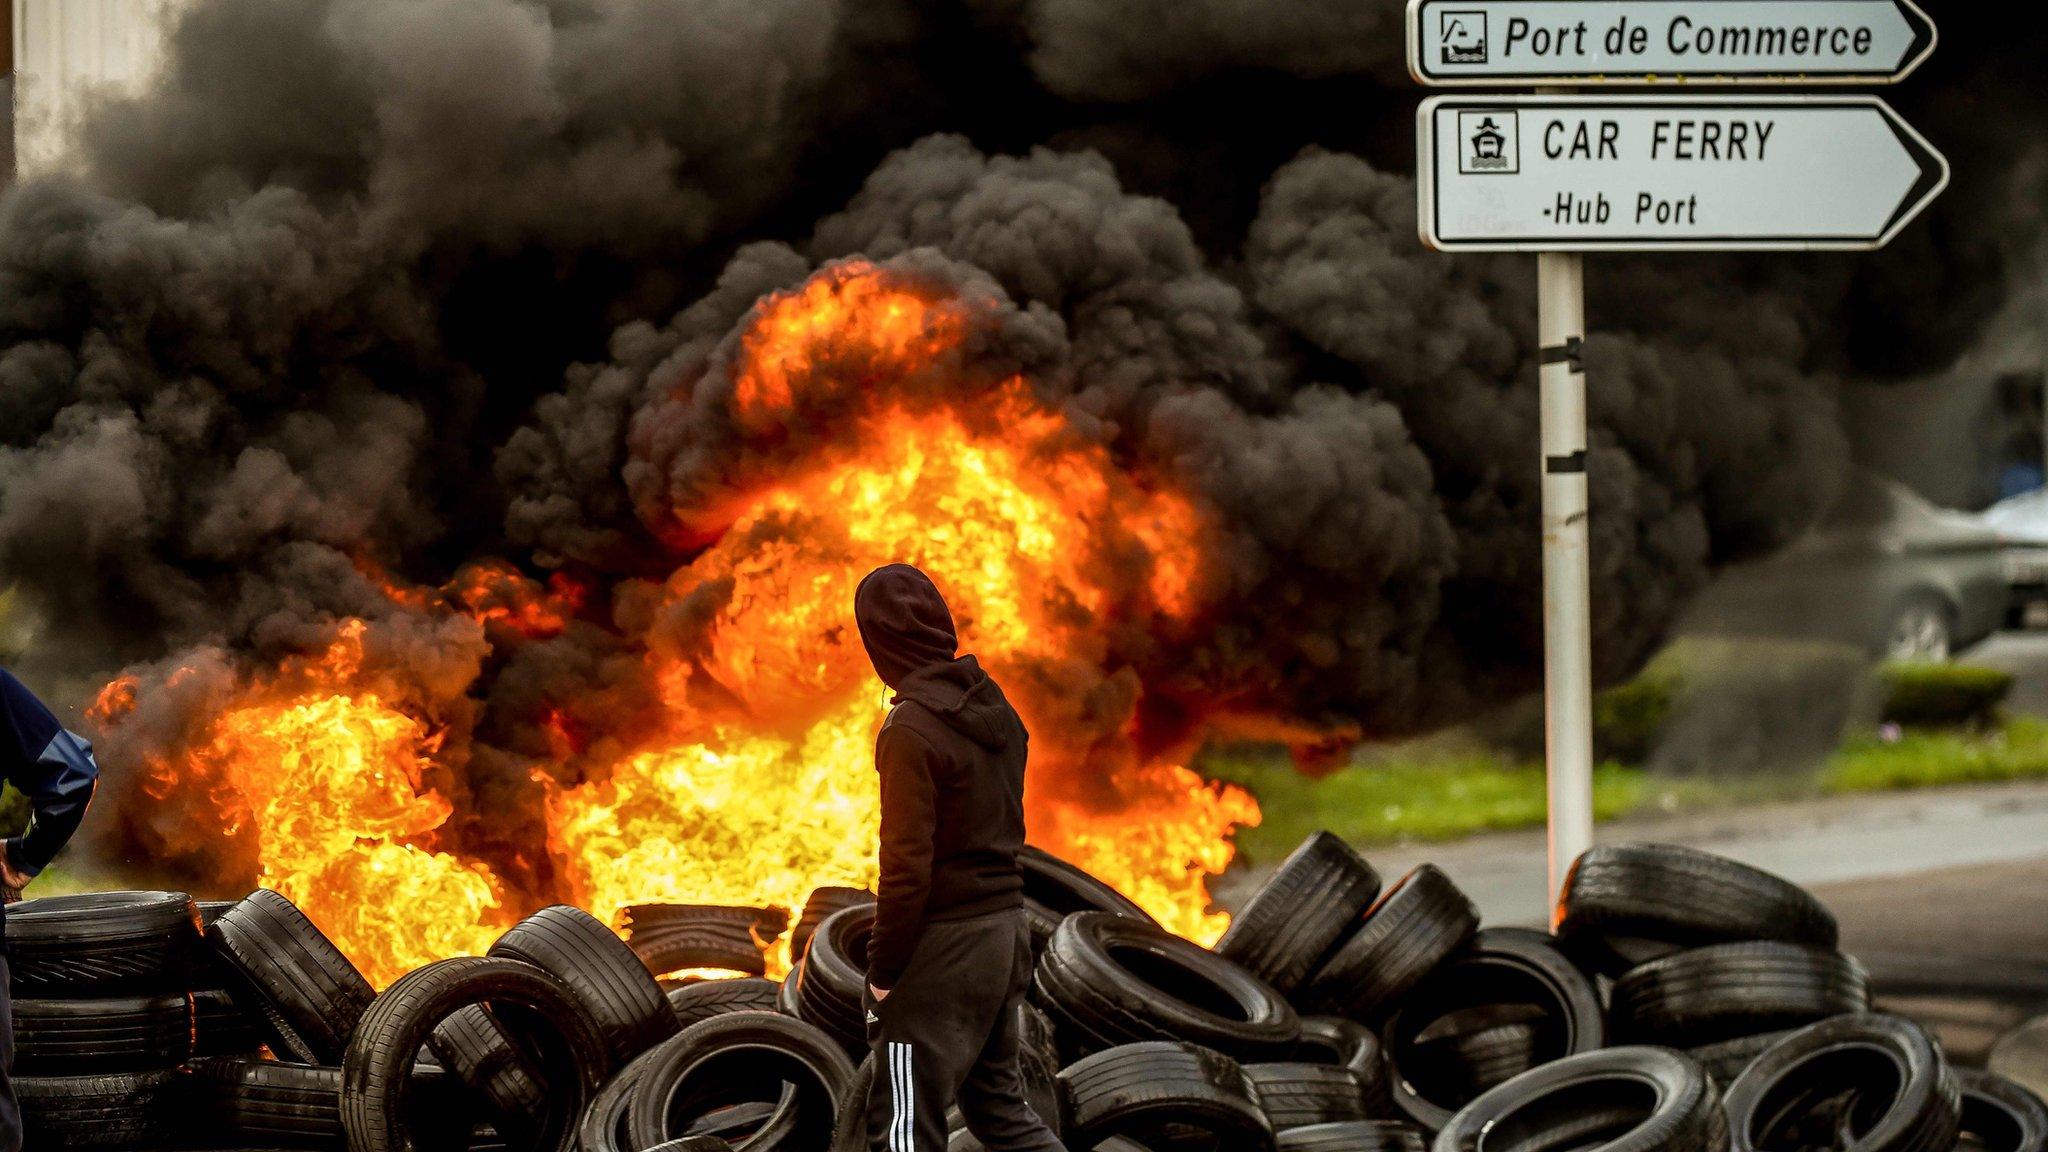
1417,95,1948,252
1408,0,1937,86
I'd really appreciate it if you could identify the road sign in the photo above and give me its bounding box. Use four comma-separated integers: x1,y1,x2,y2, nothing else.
1417,94,1947,252
1408,0,1937,86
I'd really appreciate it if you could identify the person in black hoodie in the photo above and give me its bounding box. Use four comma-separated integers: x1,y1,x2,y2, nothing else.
853,564,1067,1152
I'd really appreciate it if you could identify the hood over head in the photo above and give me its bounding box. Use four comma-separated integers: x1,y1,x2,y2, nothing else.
855,564,959,687
855,564,1014,749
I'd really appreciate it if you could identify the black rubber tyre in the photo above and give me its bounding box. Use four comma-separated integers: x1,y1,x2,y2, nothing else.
1299,866,1478,1021
16,1068,178,1149
645,1140,738,1152
191,1057,350,1148
1557,843,1838,978
777,971,803,1017
1293,1016,1390,1112
193,987,270,1057
1384,930,1605,1131
208,889,376,1064
828,1054,877,1152
1726,1014,1958,1152
674,1099,787,1146
187,1056,465,1149
1407,1019,1545,1099
1060,1041,1275,1152
795,904,876,1057
622,905,786,978
341,956,609,1152
1218,834,1382,996
1248,1063,1372,1131
792,888,874,965
489,904,677,1070
427,1002,550,1147
1279,1120,1427,1152
1686,1031,1794,1089
1959,1069,2048,1152
627,1011,857,1150
667,976,784,1029
13,992,193,1074
1610,942,1867,1047
578,1042,666,1152
195,900,239,984
1034,911,1300,1062
1436,1047,1726,1152
8,891,201,997
1020,846,1158,955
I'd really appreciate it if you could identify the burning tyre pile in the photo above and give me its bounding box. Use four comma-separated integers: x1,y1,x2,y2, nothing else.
11,837,2044,1152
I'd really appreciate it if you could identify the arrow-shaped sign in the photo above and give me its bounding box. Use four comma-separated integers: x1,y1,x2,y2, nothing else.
1417,95,1948,252
1408,0,1937,86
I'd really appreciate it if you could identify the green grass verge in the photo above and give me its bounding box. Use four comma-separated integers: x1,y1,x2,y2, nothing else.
1206,746,1648,862
1824,715,2048,793
1209,715,2048,860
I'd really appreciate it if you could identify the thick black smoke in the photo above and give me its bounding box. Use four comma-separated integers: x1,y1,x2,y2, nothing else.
0,0,2038,885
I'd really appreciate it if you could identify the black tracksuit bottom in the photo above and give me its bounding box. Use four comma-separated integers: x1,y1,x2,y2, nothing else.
864,910,1066,1152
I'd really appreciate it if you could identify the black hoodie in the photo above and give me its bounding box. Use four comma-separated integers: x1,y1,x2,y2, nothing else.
854,565,1028,990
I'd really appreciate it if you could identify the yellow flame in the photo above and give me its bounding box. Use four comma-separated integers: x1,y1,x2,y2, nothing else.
170,624,508,986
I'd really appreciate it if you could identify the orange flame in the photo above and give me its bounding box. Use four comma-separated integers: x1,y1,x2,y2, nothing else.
549,264,1254,958
107,622,509,985
104,261,1258,983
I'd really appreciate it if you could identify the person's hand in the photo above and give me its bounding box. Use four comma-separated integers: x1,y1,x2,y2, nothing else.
868,983,890,1003
0,853,32,903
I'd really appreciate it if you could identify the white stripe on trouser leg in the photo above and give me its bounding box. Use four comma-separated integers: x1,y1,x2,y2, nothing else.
904,1042,918,1151
892,1043,903,1152
902,1042,916,1151
890,1041,913,1151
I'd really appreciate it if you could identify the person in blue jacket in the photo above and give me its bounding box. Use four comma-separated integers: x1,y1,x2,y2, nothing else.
0,668,101,1152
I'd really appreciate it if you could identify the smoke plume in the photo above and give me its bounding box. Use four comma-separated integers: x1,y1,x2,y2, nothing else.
0,0,2039,902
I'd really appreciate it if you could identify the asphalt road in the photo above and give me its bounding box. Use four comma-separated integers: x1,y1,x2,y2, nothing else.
1328,779,2048,937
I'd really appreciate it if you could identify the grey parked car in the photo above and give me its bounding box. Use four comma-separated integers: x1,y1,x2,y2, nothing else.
1678,471,2006,662
1981,487,2048,629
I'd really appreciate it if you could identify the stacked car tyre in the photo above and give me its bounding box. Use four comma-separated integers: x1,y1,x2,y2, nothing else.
622,904,787,981
793,903,879,1057
9,892,205,1149
1381,929,1604,1130
1018,846,1159,957
1032,911,1299,1062
1297,865,1478,1022
1957,1069,2048,1152
1060,1041,1274,1152
16,836,1939,1152
1724,1013,1960,1152
1215,832,1381,996
1435,1047,1728,1152
1556,842,1839,976
1560,842,1867,1082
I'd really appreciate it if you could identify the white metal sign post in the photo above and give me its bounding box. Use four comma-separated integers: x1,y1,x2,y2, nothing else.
1537,247,1594,916
1405,1,1943,918
1409,0,1937,87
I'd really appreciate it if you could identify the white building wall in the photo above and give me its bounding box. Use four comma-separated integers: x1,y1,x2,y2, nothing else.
12,0,177,174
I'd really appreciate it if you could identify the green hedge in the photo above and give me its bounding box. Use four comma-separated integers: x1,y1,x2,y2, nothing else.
1878,662,2012,729
1594,673,1677,765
